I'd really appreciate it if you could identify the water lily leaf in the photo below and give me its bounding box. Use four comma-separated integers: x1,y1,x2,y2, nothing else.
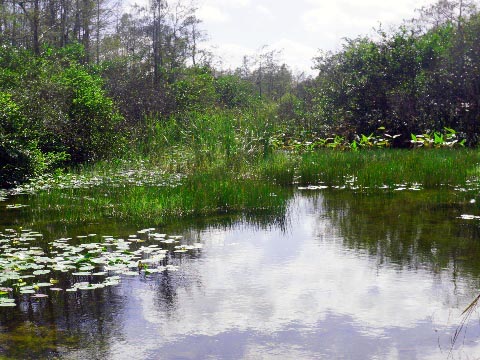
33,269,51,275
35,283,53,287
121,271,138,276
0,298,15,303
20,289,35,294
72,272,92,276
31,294,48,298
78,265,95,271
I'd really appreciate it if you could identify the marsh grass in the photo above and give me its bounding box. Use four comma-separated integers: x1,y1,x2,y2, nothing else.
30,168,292,225
26,147,480,226
135,109,271,168
297,149,480,188
13,108,480,226
256,152,298,185
126,109,480,190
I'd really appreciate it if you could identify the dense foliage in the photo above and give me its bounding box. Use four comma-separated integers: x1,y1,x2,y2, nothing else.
0,46,123,186
1,0,480,187
303,2,480,145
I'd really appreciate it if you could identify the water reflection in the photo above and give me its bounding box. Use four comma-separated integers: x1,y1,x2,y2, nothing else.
2,190,480,358
317,190,480,278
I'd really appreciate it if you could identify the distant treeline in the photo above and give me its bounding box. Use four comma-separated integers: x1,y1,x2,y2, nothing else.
1,0,480,186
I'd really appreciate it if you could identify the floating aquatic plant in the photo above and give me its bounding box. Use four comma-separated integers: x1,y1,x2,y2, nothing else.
6,204,29,209
459,214,480,220
7,165,185,197
0,298,16,307
0,227,203,307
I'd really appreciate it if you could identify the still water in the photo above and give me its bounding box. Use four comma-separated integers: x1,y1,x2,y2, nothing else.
1,189,480,359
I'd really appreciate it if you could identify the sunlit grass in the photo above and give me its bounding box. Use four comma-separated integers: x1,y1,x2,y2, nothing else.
29,168,292,225
297,149,480,189
23,147,480,226
9,109,480,226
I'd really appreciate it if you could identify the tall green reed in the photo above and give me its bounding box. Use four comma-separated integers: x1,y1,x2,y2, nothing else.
297,149,480,188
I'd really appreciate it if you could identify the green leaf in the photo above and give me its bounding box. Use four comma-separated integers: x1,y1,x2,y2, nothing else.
351,140,358,151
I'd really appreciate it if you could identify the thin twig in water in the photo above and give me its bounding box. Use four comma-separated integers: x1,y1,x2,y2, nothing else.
449,294,480,358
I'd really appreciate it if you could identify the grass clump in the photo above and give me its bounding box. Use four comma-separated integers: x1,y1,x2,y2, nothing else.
297,149,480,189
29,166,292,225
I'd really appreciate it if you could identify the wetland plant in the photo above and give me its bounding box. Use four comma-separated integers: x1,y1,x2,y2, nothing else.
0,227,202,307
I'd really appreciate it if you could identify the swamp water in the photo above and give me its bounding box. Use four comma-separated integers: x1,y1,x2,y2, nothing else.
1,188,480,359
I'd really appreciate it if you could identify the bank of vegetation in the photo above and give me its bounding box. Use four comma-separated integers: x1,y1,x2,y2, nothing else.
1,0,480,220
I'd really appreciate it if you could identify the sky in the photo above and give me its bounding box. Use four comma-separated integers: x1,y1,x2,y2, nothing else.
195,0,440,76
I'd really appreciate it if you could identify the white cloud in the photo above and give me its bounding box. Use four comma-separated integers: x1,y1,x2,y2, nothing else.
200,39,317,75
302,0,437,35
255,4,274,18
299,0,440,54
303,3,385,34
197,5,229,22
270,38,318,75
229,0,252,7
201,41,255,70
200,0,252,9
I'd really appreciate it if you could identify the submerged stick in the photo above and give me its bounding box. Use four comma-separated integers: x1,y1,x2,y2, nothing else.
449,294,480,358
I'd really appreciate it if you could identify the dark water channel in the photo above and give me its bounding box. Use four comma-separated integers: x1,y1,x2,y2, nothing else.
1,189,480,359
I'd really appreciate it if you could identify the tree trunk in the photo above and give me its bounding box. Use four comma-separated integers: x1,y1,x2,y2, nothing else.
32,0,39,54
82,0,91,62
60,0,68,46
95,0,99,63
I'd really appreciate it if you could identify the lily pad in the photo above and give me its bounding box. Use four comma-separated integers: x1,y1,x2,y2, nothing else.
33,269,51,275
0,302,16,307
31,294,48,298
20,289,36,294
35,282,53,287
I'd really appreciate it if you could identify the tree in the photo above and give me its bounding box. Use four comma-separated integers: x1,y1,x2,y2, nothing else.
237,47,293,101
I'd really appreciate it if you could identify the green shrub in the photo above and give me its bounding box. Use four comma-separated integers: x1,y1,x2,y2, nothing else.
215,75,257,108
58,64,124,162
173,68,217,112
0,92,69,186
0,45,124,186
